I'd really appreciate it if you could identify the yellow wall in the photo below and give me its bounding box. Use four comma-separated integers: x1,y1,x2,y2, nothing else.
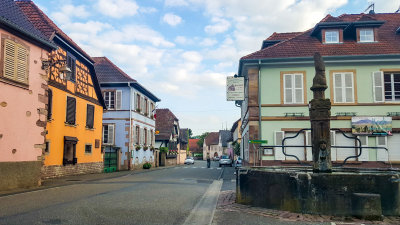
45,86,103,166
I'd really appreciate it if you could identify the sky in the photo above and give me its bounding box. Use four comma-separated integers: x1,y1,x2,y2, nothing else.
34,0,400,135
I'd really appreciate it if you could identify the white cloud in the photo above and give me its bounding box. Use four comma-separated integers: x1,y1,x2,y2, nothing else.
369,0,400,13
162,13,183,26
200,38,217,47
175,36,193,45
96,0,139,18
139,7,158,14
165,0,189,7
51,4,90,23
204,17,230,34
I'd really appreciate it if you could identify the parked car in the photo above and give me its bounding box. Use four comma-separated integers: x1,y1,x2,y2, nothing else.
213,156,220,161
219,155,232,167
235,157,242,168
184,157,195,164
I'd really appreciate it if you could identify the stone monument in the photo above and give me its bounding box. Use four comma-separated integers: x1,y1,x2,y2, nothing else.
309,52,332,173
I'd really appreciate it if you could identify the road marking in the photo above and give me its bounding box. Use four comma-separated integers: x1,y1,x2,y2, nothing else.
201,167,206,168
183,180,223,225
216,168,222,170
193,167,197,169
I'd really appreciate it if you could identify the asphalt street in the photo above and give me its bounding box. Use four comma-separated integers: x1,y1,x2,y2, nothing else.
0,161,334,225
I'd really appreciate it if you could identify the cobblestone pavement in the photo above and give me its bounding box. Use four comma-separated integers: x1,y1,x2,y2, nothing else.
217,190,400,225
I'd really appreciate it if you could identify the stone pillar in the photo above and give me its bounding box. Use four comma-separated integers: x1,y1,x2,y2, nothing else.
309,53,332,173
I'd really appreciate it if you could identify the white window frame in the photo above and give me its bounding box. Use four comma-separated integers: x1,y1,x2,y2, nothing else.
333,72,355,103
283,73,304,104
359,28,374,43
102,124,115,145
376,136,388,162
274,131,285,160
325,30,339,43
357,136,369,161
104,91,115,110
384,72,400,102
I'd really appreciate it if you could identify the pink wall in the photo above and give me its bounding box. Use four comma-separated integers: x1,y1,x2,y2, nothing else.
0,30,49,162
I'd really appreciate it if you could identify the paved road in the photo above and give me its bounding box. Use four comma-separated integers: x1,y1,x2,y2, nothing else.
0,161,222,225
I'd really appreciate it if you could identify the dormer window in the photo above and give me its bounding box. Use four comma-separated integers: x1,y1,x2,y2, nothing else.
359,28,374,42
325,30,339,43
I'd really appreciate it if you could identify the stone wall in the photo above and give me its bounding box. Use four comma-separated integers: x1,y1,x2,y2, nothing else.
166,156,177,166
0,161,42,191
42,162,103,179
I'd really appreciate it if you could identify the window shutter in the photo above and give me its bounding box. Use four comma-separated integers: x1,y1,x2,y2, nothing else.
376,136,388,162
294,74,303,103
4,39,16,80
334,73,343,102
274,131,285,160
330,131,336,161
141,96,144,113
357,136,369,161
305,131,312,161
116,90,122,110
66,97,76,124
86,104,94,128
372,71,384,102
344,73,354,103
16,45,28,83
283,74,292,104
108,125,114,145
47,89,53,120
102,125,107,144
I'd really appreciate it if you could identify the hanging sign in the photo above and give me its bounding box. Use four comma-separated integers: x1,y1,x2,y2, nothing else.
226,76,244,101
351,117,392,136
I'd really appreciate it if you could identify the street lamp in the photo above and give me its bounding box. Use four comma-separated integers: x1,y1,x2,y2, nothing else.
41,58,72,80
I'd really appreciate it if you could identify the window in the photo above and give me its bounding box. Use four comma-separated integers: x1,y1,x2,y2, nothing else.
384,72,400,101
2,38,29,84
63,136,77,165
373,71,400,102
45,141,50,154
333,72,354,103
66,54,76,81
136,94,141,111
359,29,374,42
150,130,153,146
103,124,115,145
103,90,121,110
136,126,140,144
144,128,148,145
325,30,339,43
47,89,53,120
85,144,92,154
145,98,149,116
150,102,154,118
283,73,304,104
66,96,76,125
86,104,94,128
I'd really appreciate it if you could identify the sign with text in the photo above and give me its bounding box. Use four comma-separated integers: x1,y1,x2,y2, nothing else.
249,140,268,144
226,76,244,101
351,117,392,135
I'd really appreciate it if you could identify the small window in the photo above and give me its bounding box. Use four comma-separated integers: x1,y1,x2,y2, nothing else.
47,89,53,120
85,144,92,154
136,126,140,145
104,91,115,109
66,54,76,82
333,72,354,103
45,141,50,154
325,30,339,43
144,128,147,145
384,72,400,102
2,39,29,84
66,96,76,125
283,73,304,104
136,94,141,111
359,29,374,42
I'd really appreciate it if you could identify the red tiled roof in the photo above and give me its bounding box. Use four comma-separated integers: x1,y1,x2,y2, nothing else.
266,32,303,41
189,139,200,152
93,57,136,83
16,0,94,63
205,132,219,146
242,13,400,60
155,109,179,141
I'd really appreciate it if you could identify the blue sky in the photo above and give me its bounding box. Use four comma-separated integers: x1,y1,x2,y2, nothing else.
34,0,400,135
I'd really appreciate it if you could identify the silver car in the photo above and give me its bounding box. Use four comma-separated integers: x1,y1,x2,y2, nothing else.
219,155,232,167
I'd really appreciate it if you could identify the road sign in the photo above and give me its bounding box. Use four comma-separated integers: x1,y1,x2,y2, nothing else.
248,140,268,144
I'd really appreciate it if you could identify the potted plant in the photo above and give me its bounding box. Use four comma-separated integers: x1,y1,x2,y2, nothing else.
144,112,148,116
143,146,148,151
143,162,152,169
136,108,141,113
135,145,141,151
150,146,155,151
159,147,168,153
150,115,154,119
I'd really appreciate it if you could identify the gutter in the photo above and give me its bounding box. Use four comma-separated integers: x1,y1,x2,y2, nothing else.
258,59,261,165
128,82,132,170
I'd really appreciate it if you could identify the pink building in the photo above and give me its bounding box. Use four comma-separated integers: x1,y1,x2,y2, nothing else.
0,0,56,191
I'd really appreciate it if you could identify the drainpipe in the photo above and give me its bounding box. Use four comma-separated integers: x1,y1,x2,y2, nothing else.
128,82,132,170
257,60,262,166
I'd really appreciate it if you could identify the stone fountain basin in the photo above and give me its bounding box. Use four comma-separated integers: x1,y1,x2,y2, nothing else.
236,167,400,219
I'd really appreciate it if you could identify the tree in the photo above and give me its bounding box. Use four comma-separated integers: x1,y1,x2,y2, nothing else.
188,129,193,138
233,141,240,156
196,132,209,148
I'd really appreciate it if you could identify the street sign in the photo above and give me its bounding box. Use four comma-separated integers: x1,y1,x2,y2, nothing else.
248,140,268,144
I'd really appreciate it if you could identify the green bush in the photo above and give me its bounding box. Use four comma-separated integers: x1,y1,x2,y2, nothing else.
159,147,169,153
143,162,152,169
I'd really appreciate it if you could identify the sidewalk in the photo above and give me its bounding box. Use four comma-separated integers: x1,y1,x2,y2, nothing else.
0,165,180,197
216,190,400,225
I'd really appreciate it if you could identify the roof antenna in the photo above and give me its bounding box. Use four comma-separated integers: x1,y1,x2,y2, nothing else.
364,2,375,14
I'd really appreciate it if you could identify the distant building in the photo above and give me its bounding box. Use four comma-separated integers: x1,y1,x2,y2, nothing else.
231,119,242,157
0,0,56,191
219,130,232,157
93,56,160,171
189,139,202,159
203,132,220,160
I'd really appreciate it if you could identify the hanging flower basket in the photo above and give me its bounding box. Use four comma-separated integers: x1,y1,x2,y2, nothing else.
135,145,141,151
143,146,148,151
150,146,155,151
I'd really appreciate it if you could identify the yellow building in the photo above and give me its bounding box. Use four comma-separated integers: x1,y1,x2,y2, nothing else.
18,1,106,178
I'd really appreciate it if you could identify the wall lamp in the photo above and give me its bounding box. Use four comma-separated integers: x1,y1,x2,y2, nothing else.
41,59,72,80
